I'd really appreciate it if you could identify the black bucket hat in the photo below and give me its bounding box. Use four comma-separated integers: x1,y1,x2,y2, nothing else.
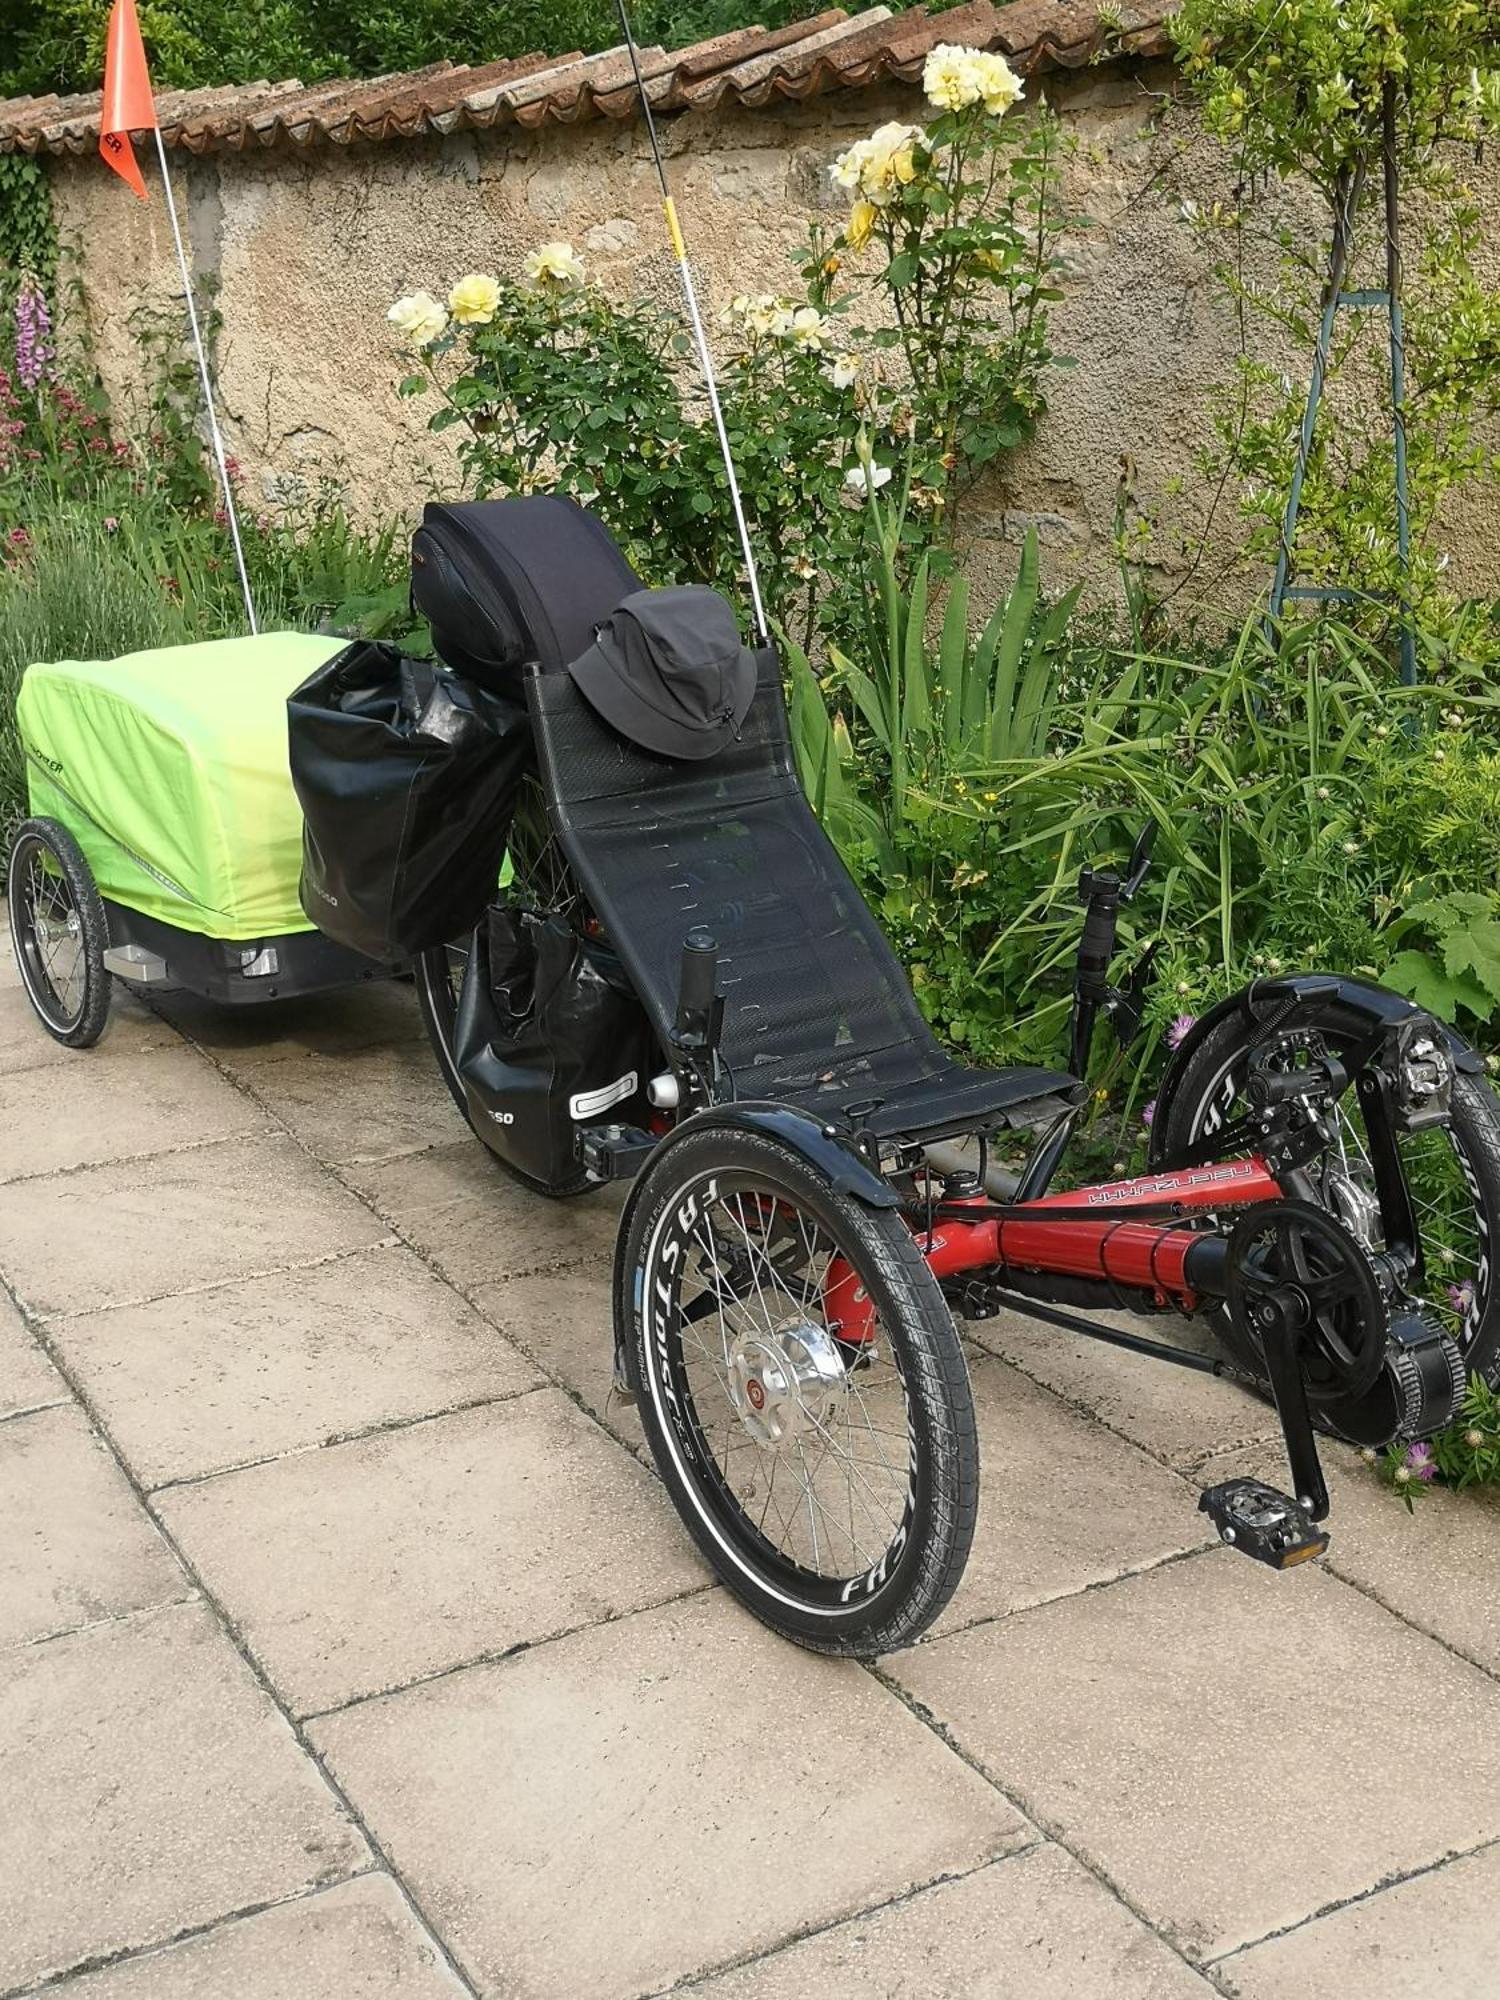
566,586,755,761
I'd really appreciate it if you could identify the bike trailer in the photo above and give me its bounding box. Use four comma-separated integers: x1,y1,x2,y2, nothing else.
9,631,386,1043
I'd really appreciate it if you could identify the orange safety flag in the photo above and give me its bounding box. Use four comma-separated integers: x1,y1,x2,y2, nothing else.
99,0,157,200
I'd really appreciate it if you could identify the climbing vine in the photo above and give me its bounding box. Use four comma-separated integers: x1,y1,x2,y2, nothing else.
0,154,57,292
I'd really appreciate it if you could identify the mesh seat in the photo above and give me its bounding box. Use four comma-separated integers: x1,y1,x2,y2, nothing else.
527,650,1079,1144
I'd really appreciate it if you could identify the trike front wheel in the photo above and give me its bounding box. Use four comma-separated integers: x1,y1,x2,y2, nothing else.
619,1122,979,1655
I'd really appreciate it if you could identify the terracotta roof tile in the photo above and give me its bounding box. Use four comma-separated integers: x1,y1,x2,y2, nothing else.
0,1,1177,158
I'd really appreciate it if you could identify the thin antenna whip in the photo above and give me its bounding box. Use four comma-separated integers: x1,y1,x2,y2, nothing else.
613,0,768,640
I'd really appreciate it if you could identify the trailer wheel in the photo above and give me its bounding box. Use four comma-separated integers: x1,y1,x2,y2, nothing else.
7,818,112,1048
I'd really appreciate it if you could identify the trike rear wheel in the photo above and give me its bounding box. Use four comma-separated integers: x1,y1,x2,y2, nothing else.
619,1123,979,1655
1158,1009,1500,1394
7,818,111,1048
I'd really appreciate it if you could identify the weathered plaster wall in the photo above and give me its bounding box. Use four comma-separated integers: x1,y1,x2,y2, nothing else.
47,60,1500,611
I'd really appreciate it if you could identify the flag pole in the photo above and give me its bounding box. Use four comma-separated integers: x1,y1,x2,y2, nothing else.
612,0,767,641
150,126,258,635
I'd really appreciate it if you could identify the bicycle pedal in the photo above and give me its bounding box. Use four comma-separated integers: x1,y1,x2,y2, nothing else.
1199,1478,1329,1571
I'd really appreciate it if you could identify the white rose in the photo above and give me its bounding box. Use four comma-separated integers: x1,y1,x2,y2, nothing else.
923,45,983,112
975,50,1024,117
524,240,585,290
828,354,860,389
789,306,829,350
844,462,893,494
387,291,449,347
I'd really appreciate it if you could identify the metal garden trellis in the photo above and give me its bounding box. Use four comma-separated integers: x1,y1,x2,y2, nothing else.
1267,78,1418,686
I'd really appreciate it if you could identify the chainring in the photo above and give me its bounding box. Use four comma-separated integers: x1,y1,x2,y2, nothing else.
1226,1201,1464,1447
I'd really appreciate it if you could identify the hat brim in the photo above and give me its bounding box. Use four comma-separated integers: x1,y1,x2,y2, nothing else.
566,640,755,761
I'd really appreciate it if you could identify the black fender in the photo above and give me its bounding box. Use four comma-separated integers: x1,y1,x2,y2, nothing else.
610,1101,898,1390
1148,971,1482,1165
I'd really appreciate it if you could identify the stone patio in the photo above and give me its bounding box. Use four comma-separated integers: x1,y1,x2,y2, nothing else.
4,925,1500,1998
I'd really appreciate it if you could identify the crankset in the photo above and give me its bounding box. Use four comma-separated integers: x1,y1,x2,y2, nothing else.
1225,1200,1465,1451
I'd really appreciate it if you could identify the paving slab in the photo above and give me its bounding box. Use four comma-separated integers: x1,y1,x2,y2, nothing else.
43,1873,467,1999
150,975,425,1071
158,1391,708,1714
971,1307,1279,1473
1201,1439,1500,1680
0,980,181,1076
246,1040,464,1166
1220,1840,1500,1999
0,1599,368,1992
0,1285,66,1417
692,1843,1215,1998
931,1356,1211,1635
892,1553,1500,1960
312,1591,1027,2000
0,1134,390,1317
0,1045,266,1184
345,1139,623,1289
472,1262,640,1451
0,1402,187,1648
52,1242,542,1488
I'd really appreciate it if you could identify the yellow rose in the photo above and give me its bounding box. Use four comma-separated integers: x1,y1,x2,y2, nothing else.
846,199,878,249
448,273,502,325
386,291,448,348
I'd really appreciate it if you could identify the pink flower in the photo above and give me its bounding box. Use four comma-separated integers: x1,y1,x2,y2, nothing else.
1447,1280,1476,1320
1168,1013,1197,1050
1141,1099,1156,1129
1405,1442,1437,1482
8,526,31,548
102,516,120,534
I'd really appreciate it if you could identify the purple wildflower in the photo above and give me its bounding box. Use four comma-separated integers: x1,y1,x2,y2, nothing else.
1142,1099,1156,1129
13,275,54,393
1167,1013,1197,1051
1405,1442,1437,1482
1448,1280,1476,1321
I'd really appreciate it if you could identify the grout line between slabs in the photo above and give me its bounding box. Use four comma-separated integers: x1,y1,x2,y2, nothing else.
644,1847,1048,1997
297,1577,721,1725
1,1123,277,1193
0,1266,483,2000
29,1237,402,1325
1208,1829,1500,1971
144,1380,554,1496
0,1396,72,1428
2,1589,204,1662
0,1866,388,1999
863,1653,1241,1997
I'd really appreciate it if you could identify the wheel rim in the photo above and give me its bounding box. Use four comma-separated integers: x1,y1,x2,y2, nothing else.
1189,1045,1490,1359
12,835,88,1032
640,1168,918,1611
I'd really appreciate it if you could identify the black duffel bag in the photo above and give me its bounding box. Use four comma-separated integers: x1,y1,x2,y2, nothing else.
453,905,655,1193
288,640,529,963
412,495,641,697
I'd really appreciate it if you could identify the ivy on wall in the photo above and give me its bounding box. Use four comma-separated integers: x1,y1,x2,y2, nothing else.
0,154,56,292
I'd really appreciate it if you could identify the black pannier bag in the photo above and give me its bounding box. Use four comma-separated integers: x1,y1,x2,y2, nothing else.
412,495,642,696
288,641,529,962
452,905,656,1192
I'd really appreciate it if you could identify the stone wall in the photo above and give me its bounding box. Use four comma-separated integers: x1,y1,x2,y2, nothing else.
47,59,1500,612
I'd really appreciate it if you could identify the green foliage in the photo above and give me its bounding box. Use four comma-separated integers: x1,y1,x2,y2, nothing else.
1374,1376,1500,1511
1171,0,1500,192
0,156,56,289
0,0,845,99
1163,0,1500,634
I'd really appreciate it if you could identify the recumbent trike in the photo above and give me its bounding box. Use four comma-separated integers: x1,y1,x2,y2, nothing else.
292,494,1500,1656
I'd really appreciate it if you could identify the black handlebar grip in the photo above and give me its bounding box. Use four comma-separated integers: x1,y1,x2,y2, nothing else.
676,928,719,1033
1077,898,1118,978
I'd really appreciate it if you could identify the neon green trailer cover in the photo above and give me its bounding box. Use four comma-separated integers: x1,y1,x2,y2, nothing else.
19,632,345,940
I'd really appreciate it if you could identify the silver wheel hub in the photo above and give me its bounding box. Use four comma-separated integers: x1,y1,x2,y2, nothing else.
727,1319,847,1448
